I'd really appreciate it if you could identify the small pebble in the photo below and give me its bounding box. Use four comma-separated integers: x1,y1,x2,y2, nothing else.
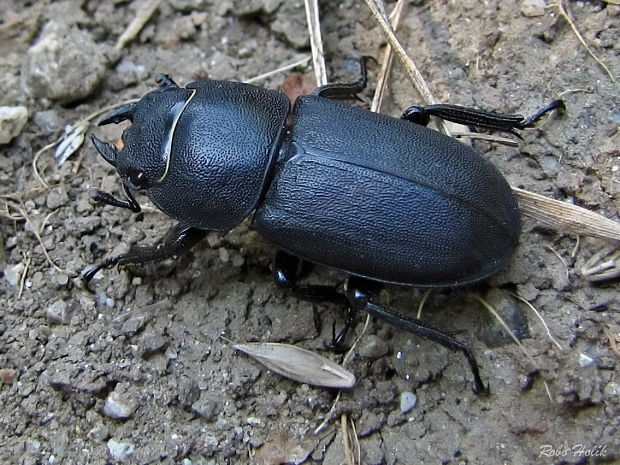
358,334,389,360
3,263,25,287
102,391,137,420
46,300,71,325
0,106,28,144
107,439,134,462
400,391,418,414
191,396,218,421
33,110,63,134
578,353,595,368
521,0,546,17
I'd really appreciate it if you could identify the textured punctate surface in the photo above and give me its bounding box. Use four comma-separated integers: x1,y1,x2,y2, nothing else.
255,96,520,286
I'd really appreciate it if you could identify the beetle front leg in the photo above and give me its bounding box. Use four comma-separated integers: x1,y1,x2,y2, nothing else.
83,223,207,283
343,284,489,395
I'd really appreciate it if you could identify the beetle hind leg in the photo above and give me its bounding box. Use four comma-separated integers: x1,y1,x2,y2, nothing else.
343,284,489,395
83,223,207,283
401,100,564,134
273,251,488,394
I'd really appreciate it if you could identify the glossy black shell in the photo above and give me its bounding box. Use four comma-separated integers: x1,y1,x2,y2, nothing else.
253,95,521,287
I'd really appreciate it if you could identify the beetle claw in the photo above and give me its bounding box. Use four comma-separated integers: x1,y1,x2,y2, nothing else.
91,134,119,167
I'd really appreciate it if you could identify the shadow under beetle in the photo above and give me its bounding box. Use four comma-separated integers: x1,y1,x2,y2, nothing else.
84,60,563,395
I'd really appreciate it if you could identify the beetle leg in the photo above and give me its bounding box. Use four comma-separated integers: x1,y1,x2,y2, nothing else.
312,56,374,100
343,283,489,395
273,253,488,393
82,223,207,283
155,74,180,90
273,251,347,303
401,100,564,135
90,183,141,213
273,251,354,348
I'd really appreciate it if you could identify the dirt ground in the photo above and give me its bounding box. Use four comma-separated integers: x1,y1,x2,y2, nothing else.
1,1,619,464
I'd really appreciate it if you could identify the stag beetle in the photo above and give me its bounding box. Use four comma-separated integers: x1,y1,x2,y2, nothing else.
84,60,563,394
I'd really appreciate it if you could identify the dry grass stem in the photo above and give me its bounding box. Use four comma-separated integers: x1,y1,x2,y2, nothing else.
555,0,615,83
16,206,63,273
513,187,620,242
451,131,520,147
580,246,620,281
509,292,563,351
544,244,570,281
18,256,31,299
244,56,311,84
471,293,539,369
363,0,451,135
371,0,406,113
314,390,342,434
343,314,371,365
341,414,355,465
473,292,553,401
304,0,327,87
416,288,432,319
115,0,161,50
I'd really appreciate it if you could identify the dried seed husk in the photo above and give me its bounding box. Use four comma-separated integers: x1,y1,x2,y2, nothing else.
234,342,356,389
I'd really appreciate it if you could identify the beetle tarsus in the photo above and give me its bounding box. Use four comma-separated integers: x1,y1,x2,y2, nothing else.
313,56,373,100
401,100,564,135
518,99,565,129
90,184,141,213
82,224,207,284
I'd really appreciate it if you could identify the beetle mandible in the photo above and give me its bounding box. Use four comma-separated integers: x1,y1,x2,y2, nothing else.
84,60,563,394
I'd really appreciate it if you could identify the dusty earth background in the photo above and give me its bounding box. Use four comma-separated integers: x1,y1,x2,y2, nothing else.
0,0,618,464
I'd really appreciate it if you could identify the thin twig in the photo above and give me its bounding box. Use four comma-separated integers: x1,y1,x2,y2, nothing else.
341,413,355,465
451,131,520,147
471,293,539,369
314,391,342,434
555,0,615,83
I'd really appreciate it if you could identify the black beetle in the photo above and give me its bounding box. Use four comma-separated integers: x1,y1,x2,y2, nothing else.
85,61,563,394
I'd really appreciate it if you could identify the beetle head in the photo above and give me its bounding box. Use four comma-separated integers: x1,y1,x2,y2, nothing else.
92,85,195,192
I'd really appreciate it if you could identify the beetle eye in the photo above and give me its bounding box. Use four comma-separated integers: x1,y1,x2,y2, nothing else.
128,168,148,188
